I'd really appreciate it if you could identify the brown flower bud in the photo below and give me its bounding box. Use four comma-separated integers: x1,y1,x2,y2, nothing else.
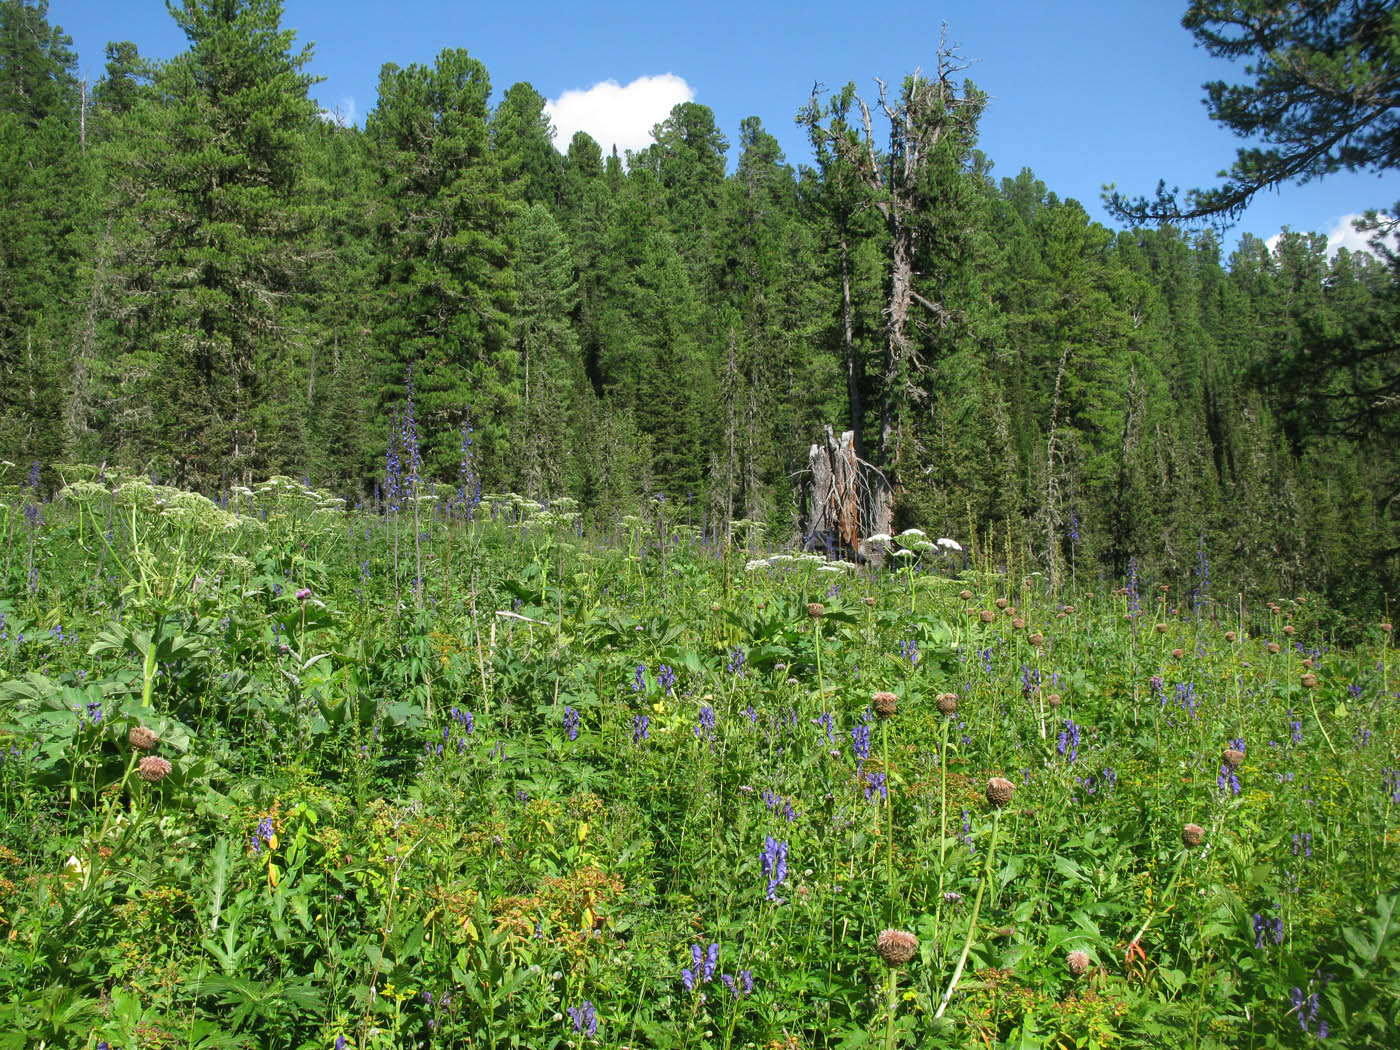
1182,823,1205,848
1155,623,1168,634
1171,648,1184,659
876,928,918,967
1063,605,1076,614
1266,642,1280,654
1225,631,1236,643
1381,622,1392,634
1301,673,1317,689
128,726,159,751
995,597,1009,610
985,777,1015,808
1012,617,1026,630
979,610,996,623
807,602,825,619
1028,632,1044,647
1066,949,1090,976
863,596,876,607
138,755,172,783
1222,748,1245,769
872,691,897,718
959,589,973,601
1302,657,1315,669
1047,693,1061,708
936,692,958,716
1283,624,1295,636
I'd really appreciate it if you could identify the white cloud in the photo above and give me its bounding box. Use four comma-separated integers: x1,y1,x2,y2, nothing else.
1267,213,1396,259
545,74,694,157
319,96,357,126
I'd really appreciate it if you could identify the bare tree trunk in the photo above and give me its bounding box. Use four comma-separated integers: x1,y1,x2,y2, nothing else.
838,230,864,460
1043,343,1072,592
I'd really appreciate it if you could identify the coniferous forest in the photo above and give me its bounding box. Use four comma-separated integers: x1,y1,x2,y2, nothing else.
2,0,1398,622
5,4,1400,1048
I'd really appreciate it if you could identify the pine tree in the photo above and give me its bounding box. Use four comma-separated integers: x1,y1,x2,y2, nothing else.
100,0,319,485
366,48,517,486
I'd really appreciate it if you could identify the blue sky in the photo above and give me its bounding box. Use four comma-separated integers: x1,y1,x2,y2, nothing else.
55,0,1399,257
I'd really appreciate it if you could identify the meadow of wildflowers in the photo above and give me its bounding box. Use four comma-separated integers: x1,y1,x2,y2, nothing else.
0,466,1396,1048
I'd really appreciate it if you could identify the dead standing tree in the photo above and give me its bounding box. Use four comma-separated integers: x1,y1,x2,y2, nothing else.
803,426,892,561
799,31,985,533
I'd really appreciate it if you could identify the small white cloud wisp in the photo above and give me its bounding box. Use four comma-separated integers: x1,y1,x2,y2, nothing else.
319,96,357,127
1266,213,1397,259
545,74,694,157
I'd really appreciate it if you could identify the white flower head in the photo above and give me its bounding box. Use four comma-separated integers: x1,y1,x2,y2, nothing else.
898,528,926,538
891,548,918,559
937,537,963,552
866,533,892,545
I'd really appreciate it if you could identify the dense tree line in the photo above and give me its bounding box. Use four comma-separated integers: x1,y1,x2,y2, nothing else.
1,0,1396,614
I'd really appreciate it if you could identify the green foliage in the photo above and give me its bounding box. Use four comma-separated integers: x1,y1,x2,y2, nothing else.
0,485,1396,1046
367,47,518,483
1108,0,1400,223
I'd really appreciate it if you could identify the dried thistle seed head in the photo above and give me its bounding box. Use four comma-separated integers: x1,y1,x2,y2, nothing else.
1225,631,1237,642
711,602,720,612
1182,823,1206,848
1302,657,1315,668
138,756,172,783
995,597,1009,610
1063,605,1076,614
1283,625,1295,636
936,692,958,716
1155,623,1168,634
1222,748,1245,769
979,610,996,623
1066,949,1090,976
1029,632,1044,647
1301,672,1318,689
1382,622,1393,633
1012,618,1026,630
872,691,898,718
959,589,973,600
1047,693,1061,708
863,596,876,607
1266,642,1281,654
1171,648,1184,659
985,777,1015,808
876,928,918,967
128,726,159,751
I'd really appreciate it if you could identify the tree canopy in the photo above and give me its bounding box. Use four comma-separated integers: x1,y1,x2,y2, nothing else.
1107,0,1400,224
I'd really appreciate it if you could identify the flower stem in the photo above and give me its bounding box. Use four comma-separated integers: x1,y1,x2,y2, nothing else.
935,808,1002,1019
